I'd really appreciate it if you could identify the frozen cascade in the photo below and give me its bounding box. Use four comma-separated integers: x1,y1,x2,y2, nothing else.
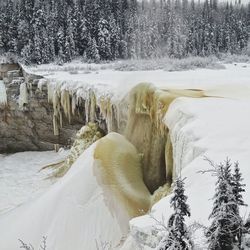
164,102,199,177
43,79,205,192
0,133,151,250
1,65,221,250
46,80,119,137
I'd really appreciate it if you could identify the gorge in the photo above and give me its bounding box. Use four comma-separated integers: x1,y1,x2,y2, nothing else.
0,62,250,249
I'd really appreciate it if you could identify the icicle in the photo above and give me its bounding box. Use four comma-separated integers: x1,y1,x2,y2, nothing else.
60,89,71,124
0,80,7,107
37,79,47,92
71,94,77,116
89,89,96,122
47,83,54,103
98,95,114,132
85,94,90,123
53,114,59,136
52,89,62,136
19,82,28,110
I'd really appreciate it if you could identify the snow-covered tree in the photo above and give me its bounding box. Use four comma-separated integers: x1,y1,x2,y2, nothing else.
97,18,112,60
231,161,246,247
86,36,100,62
160,178,193,250
57,27,65,64
64,8,76,62
0,0,249,63
206,159,246,250
232,162,246,208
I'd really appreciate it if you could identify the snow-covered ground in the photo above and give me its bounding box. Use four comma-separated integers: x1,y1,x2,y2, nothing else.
25,62,250,102
0,151,67,215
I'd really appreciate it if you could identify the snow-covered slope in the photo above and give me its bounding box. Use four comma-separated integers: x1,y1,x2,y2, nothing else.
129,97,250,249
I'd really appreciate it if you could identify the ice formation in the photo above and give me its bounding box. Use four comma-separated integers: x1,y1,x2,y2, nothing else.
0,80,7,107
46,80,118,140
124,83,204,192
0,133,151,250
128,97,250,249
18,82,28,110
44,79,205,194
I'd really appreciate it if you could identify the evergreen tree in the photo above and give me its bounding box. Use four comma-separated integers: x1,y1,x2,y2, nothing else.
232,162,246,208
57,27,65,64
64,9,76,62
231,161,246,247
86,36,100,62
0,0,249,63
206,159,246,250
160,178,193,250
97,18,112,60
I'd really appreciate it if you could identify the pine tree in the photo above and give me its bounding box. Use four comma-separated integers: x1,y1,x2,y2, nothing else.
57,27,65,64
160,178,193,250
0,0,250,63
86,36,100,62
63,8,76,62
21,40,33,64
231,162,246,247
206,159,246,250
97,18,112,60
206,162,235,250
232,162,246,208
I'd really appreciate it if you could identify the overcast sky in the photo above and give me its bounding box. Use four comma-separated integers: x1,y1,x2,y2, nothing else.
203,0,249,4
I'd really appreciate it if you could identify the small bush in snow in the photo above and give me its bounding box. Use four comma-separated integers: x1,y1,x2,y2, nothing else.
19,236,47,250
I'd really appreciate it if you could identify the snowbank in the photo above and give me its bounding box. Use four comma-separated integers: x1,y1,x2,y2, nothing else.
130,97,250,249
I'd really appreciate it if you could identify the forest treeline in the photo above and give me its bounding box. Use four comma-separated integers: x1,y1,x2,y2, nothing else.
0,0,250,64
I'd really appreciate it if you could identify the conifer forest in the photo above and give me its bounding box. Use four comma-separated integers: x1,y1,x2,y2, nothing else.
0,0,249,64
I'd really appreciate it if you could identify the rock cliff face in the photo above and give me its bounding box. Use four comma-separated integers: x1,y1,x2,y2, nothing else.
0,64,86,153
